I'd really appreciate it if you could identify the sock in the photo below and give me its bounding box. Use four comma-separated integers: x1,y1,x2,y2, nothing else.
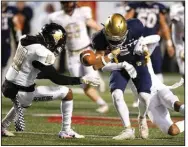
156,73,164,83
96,97,107,106
138,92,151,118
175,120,184,133
112,89,131,128
179,105,184,115
2,107,16,129
61,100,73,131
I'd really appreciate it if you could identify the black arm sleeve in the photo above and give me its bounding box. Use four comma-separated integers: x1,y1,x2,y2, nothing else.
32,61,81,85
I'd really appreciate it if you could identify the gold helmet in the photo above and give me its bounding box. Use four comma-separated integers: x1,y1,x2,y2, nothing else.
103,13,128,47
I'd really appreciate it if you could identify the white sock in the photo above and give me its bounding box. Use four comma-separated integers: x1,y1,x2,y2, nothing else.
112,89,131,128
156,73,164,83
175,120,184,133
138,92,151,118
61,100,73,131
2,107,16,129
179,105,184,115
96,97,107,106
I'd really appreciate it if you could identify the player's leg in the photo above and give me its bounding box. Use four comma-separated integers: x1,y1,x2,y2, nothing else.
83,65,108,113
177,57,184,76
148,95,184,136
128,80,139,107
67,50,108,113
133,65,152,139
158,88,184,115
33,86,84,139
110,70,135,140
150,45,164,82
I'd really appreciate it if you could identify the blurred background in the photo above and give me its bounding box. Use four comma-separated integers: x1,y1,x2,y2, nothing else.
2,1,181,75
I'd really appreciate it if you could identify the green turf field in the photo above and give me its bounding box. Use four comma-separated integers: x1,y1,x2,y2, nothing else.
1,73,185,146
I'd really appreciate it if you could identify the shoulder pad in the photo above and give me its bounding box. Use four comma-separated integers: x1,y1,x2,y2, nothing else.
35,46,56,66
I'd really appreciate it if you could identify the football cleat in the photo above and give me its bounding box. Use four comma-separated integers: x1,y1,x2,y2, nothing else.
58,129,85,139
1,129,15,137
138,117,149,139
112,128,135,140
96,104,109,114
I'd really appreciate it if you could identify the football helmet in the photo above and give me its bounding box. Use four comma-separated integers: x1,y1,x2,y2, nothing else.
40,23,67,56
60,1,77,14
103,13,128,48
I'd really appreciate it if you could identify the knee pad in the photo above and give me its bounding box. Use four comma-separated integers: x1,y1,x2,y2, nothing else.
111,89,124,103
139,92,151,106
158,88,179,110
63,89,73,101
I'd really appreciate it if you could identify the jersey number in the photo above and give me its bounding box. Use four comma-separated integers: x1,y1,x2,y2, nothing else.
137,13,157,28
65,23,81,39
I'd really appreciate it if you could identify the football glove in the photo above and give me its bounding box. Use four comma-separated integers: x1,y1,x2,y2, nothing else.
80,74,100,86
122,61,137,79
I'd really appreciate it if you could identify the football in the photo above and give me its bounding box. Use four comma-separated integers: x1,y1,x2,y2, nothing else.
80,50,96,66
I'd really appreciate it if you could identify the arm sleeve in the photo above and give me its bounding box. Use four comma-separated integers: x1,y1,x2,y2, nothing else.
32,61,81,85
102,62,123,72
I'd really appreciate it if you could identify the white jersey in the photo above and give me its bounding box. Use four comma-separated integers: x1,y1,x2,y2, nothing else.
48,7,92,51
170,3,184,58
6,36,56,87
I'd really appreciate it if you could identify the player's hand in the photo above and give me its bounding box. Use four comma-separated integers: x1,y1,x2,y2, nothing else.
167,46,175,57
122,61,137,79
133,37,145,55
180,50,185,61
80,74,100,86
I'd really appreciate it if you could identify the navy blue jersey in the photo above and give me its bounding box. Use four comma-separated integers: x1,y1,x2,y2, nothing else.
126,2,167,36
1,6,17,44
92,18,145,64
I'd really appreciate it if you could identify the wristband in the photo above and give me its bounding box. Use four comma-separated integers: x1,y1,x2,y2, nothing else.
101,56,107,65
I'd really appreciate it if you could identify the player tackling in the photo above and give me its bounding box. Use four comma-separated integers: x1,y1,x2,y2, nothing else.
1,23,100,138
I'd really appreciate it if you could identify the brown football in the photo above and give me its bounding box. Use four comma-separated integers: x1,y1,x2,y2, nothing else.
80,50,96,66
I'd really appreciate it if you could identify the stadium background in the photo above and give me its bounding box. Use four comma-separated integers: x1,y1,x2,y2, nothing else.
1,1,185,146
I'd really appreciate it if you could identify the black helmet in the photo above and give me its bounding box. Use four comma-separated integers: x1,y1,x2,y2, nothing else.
40,23,67,56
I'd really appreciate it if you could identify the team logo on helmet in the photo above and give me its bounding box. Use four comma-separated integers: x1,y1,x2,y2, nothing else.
52,29,64,44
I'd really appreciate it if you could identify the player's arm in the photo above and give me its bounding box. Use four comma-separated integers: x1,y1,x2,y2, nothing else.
93,49,120,70
86,19,101,31
32,61,81,85
159,13,175,57
32,61,99,86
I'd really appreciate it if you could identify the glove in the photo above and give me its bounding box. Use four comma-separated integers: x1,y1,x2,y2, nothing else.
80,74,100,86
108,48,121,63
122,61,137,79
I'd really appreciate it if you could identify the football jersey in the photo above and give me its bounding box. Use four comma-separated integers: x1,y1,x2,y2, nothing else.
126,2,167,36
92,18,145,64
48,7,92,50
2,6,17,44
6,35,56,87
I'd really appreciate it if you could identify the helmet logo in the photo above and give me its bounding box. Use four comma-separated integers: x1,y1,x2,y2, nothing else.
52,29,63,44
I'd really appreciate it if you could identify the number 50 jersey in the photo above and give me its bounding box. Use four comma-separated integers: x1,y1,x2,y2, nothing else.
126,2,167,36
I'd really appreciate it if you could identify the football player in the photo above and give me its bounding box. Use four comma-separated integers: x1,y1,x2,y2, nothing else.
92,13,153,139
47,1,108,113
1,23,100,138
170,2,184,76
102,39,184,137
125,2,175,107
2,2,18,83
